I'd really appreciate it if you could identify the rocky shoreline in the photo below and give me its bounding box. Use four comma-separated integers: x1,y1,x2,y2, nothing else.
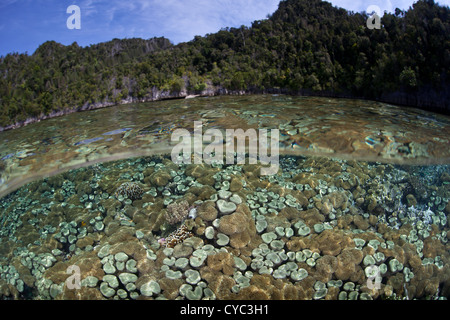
1,84,449,133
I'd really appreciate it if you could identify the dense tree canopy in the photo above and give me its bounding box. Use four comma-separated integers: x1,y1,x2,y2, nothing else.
0,0,449,128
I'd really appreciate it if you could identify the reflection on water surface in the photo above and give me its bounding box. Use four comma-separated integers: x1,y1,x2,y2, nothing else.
1,95,449,199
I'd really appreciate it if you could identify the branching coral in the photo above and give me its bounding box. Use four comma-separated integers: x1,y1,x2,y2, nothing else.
114,182,144,200
164,200,189,225
161,224,193,248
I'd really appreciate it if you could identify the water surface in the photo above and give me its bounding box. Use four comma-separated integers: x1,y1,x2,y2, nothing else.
1,95,449,199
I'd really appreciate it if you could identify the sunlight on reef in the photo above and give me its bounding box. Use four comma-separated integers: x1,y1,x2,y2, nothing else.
0,152,449,300
0,95,449,300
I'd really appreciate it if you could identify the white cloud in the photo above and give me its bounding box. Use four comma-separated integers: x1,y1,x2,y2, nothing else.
95,0,450,44
60,0,450,47
151,0,280,42
77,0,279,43
80,0,99,17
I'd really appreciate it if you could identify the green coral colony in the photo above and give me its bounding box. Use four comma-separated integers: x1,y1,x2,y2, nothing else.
0,154,449,300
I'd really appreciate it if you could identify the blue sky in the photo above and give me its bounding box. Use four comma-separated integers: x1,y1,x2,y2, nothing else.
0,0,449,57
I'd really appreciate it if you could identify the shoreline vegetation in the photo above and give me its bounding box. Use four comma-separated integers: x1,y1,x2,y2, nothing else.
0,86,442,133
0,0,449,131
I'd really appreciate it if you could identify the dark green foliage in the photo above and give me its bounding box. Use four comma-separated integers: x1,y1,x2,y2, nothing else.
0,0,449,128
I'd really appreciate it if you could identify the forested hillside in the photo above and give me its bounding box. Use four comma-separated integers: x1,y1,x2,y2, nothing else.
0,0,449,129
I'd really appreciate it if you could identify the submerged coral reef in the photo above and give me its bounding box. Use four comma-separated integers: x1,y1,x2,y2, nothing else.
162,224,193,248
114,182,144,201
0,154,449,300
164,200,190,225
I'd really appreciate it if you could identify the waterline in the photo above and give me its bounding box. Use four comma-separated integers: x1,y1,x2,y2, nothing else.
171,121,279,175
